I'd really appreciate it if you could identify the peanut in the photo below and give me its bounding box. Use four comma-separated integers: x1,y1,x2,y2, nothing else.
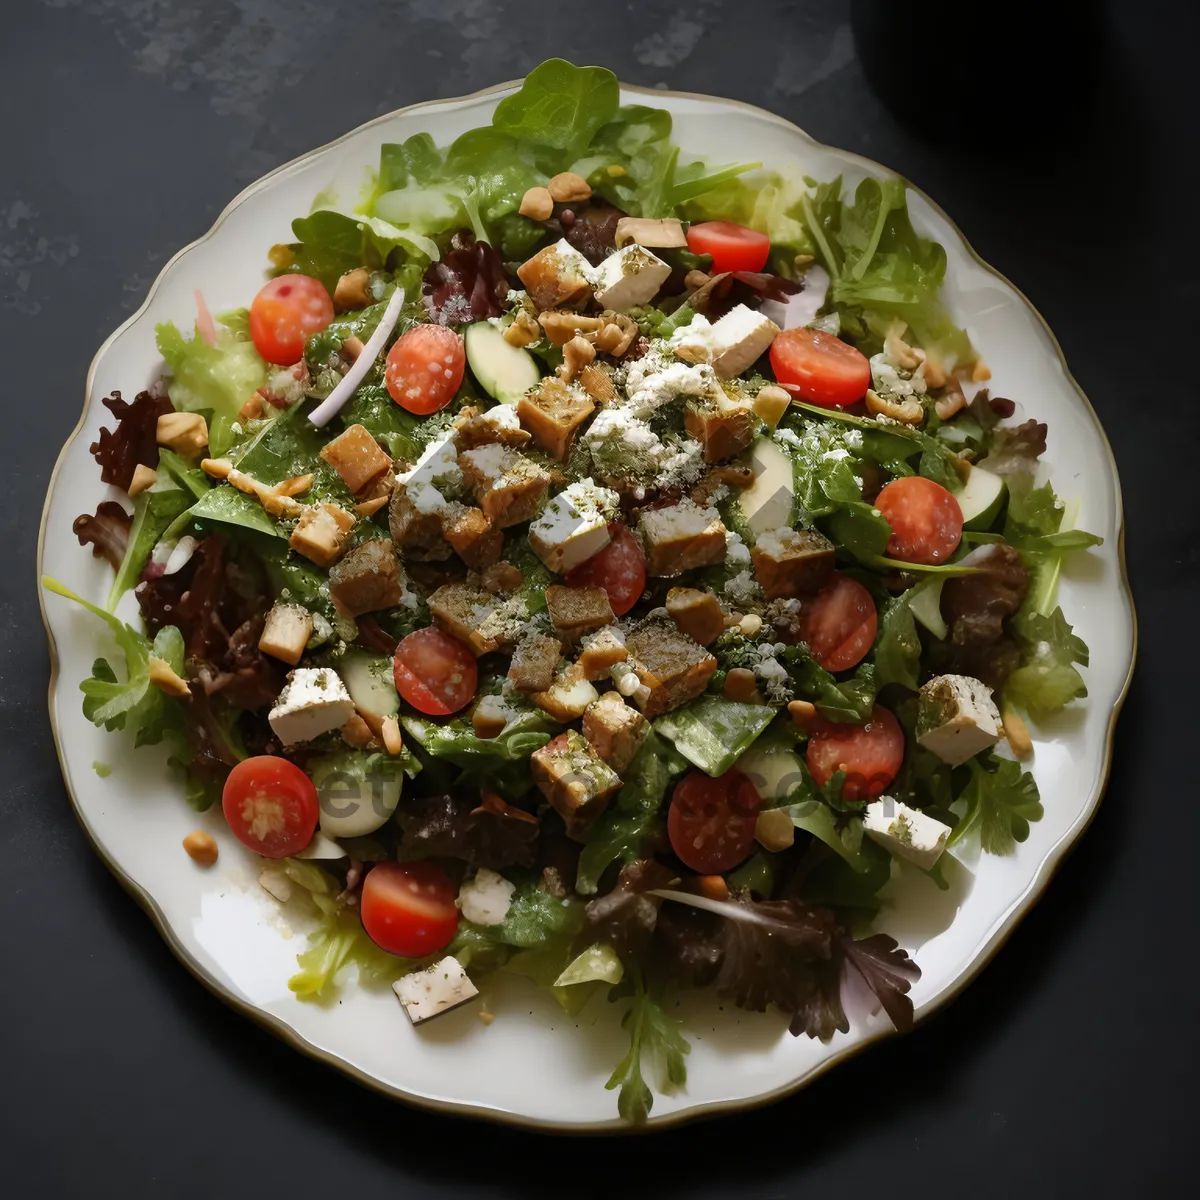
547,172,592,203
518,186,554,221
866,388,924,425
127,463,158,498
182,830,218,867
557,335,596,383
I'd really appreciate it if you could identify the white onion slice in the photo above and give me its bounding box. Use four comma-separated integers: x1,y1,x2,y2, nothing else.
163,535,198,576
308,286,406,428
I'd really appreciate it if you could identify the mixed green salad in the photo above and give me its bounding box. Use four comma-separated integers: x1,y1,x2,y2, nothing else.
47,60,1101,1122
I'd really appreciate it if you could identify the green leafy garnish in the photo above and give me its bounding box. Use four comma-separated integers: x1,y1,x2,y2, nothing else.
605,970,690,1124
492,59,620,157
948,754,1043,856
1005,607,1090,715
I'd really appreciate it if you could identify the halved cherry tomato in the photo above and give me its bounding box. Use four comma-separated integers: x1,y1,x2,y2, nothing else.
685,221,771,274
221,755,319,858
563,522,647,616
770,327,871,408
806,705,905,802
800,574,878,672
393,627,478,716
249,274,334,366
385,324,465,414
874,475,964,565
668,769,762,874
360,861,459,958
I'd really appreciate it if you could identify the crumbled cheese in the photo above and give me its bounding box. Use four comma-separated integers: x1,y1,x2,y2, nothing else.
725,530,752,567
870,351,928,399
457,868,516,926
625,359,725,418
754,655,791,704
724,569,763,607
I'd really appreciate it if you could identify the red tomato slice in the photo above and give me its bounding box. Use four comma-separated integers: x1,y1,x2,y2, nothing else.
874,476,964,565
221,756,319,858
800,574,878,672
563,522,646,616
360,861,459,958
806,705,905,802
249,274,334,366
770,327,871,408
685,221,771,274
668,769,762,874
393,626,478,716
385,324,465,415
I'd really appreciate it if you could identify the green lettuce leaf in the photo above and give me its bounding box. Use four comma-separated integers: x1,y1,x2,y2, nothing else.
655,695,776,777
291,208,439,270
1005,607,1090,715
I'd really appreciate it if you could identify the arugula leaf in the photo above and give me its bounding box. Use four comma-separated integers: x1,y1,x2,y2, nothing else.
655,694,776,777
949,754,1043,856
605,969,690,1124
492,59,620,158
873,591,923,691
786,655,877,723
1005,607,1090,715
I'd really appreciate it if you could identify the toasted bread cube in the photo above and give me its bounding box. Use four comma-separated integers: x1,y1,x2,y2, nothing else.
289,503,354,568
577,363,619,406
517,378,595,463
387,481,454,562
625,614,718,718
507,633,563,693
454,405,532,450
530,730,621,832
516,239,593,311
578,626,628,680
684,397,756,463
637,501,727,577
328,538,405,616
753,384,792,428
443,506,503,570
582,691,648,772
319,424,392,495
532,663,600,722
427,583,506,656
546,585,614,642
666,588,726,646
458,445,551,528
258,602,314,666
751,527,836,598
156,411,209,457
614,216,688,249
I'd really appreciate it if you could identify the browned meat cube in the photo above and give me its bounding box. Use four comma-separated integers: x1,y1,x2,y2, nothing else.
387,481,454,562
545,585,614,642
578,626,628,680
517,378,595,463
442,506,503,570
625,614,718,718
507,633,563,693
684,398,756,463
516,242,593,311
258,602,313,666
637,501,727,577
751,527,836,598
530,731,621,833
453,406,532,450
319,423,392,495
328,538,405,616
289,503,355,568
666,587,727,646
427,582,526,656
531,663,599,722
582,691,648,772
458,445,551,528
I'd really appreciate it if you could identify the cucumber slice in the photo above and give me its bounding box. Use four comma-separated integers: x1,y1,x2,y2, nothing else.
908,577,947,640
310,751,403,838
737,742,805,802
956,464,1006,530
464,321,540,405
339,649,399,721
738,437,796,537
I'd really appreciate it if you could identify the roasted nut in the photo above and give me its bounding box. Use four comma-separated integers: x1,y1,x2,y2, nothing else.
694,875,729,902
354,494,390,518
341,713,377,749
238,393,265,421
557,335,596,383
156,412,209,457
787,699,818,729
866,388,924,425
381,716,404,757
723,667,763,704
547,172,592,203
971,359,992,383
923,352,947,389
342,334,365,362
333,267,371,312
148,656,191,698
519,185,554,221
739,613,763,637
592,311,638,356
884,322,923,371
503,309,542,348
614,216,688,249
480,561,524,593
684,269,711,291
1003,708,1033,759
539,310,606,346
182,830,218,867
755,809,795,852
935,378,968,421
128,463,158,498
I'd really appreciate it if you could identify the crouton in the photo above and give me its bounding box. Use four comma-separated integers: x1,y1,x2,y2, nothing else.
453,405,532,450
507,633,563,694
582,691,648,772
684,397,756,463
577,363,619,405
531,663,599,723
328,538,405,616
319,423,392,495
530,731,621,833
637,501,727,577
471,694,511,739
545,585,614,642
751,527,836,598
458,445,551,528
258,602,314,666
625,614,718,718
578,626,628,680
516,240,593,311
666,588,726,646
388,480,454,562
517,378,595,462
442,506,503,570
333,267,372,311
427,582,522,656
289,503,354,568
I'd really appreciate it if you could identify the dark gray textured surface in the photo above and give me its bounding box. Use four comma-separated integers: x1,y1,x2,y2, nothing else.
2,1,1193,1195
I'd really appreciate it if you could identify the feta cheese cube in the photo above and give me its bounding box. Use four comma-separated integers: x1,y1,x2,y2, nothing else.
392,956,479,1025
528,480,619,573
268,668,355,746
916,674,1003,766
863,796,951,870
591,244,672,312
457,868,516,926
670,304,781,379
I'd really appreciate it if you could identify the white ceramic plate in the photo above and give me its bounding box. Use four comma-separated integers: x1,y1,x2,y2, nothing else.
38,81,1136,1131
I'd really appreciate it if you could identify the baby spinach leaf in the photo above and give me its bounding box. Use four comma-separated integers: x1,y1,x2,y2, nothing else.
873,591,922,691
824,500,891,561
492,59,619,158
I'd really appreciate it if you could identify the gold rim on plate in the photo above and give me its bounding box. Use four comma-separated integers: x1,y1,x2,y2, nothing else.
36,78,1137,1134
